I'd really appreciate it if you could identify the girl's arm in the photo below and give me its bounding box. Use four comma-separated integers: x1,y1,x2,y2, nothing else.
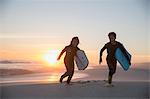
77,47,80,50
57,47,67,60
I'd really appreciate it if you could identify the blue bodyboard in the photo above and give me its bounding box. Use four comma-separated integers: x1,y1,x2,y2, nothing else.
115,48,131,71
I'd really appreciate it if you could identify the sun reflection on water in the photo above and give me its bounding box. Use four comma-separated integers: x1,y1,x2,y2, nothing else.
47,73,88,83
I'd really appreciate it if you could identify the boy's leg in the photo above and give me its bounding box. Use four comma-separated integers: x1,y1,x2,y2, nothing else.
107,59,117,84
108,71,113,84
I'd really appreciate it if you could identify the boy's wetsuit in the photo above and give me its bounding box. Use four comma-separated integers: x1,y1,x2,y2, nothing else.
100,41,130,84
60,45,80,84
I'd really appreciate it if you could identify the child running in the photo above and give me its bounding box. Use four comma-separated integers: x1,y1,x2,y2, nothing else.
57,37,80,85
99,32,131,87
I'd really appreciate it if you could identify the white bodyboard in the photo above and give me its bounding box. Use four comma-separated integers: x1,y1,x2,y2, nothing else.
75,50,89,70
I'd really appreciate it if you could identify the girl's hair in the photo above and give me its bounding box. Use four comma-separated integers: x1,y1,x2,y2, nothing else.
108,32,116,39
70,37,79,45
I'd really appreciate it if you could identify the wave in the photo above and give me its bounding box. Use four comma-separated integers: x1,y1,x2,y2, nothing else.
0,69,34,76
0,60,31,64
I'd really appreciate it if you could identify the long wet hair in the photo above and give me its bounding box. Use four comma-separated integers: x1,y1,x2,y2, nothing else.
70,37,79,46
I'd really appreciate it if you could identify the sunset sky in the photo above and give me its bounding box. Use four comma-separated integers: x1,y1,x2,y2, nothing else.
0,0,149,66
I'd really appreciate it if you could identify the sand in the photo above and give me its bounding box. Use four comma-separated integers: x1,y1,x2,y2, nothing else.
1,80,149,99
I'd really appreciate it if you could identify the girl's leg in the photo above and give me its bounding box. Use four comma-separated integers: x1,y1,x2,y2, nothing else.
67,67,74,84
67,71,74,84
60,61,70,83
64,60,74,84
60,72,68,83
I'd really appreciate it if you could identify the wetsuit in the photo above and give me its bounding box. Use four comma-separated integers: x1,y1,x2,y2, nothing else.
100,41,130,84
60,45,79,84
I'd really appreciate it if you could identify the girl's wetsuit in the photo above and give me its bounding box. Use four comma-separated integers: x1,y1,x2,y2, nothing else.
60,45,79,83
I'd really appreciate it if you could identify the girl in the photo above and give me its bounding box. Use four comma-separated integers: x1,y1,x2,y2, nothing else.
57,37,80,84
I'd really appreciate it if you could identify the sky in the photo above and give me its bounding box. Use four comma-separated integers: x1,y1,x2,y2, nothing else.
0,0,149,65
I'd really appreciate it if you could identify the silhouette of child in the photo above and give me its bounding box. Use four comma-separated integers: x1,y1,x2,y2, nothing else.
99,32,131,87
57,37,80,84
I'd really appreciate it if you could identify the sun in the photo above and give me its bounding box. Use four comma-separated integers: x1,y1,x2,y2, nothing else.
44,50,59,65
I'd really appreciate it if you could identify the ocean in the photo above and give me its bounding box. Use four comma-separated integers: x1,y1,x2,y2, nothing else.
0,62,149,84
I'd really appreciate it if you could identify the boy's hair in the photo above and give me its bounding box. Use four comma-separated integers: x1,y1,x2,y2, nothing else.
70,37,79,45
108,32,116,39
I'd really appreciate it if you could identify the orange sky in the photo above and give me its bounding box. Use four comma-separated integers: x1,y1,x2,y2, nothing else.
0,0,149,66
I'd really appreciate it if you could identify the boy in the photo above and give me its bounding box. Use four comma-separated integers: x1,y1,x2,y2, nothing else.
99,32,131,87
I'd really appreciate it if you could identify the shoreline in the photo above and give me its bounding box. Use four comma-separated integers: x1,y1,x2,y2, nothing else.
1,66,149,85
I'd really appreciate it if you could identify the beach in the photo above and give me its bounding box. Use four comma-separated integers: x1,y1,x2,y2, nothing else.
2,81,148,99
1,64,149,99
1,0,149,98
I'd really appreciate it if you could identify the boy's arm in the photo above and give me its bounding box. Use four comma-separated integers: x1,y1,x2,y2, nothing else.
99,45,106,64
57,47,67,60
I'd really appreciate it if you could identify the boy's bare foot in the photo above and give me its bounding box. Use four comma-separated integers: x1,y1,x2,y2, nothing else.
104,83,114,87
65,82,73,86
103,80,108,83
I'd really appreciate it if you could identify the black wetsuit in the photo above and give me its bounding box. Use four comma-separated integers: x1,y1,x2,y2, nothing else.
60,45,79,84
100,41,129,84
